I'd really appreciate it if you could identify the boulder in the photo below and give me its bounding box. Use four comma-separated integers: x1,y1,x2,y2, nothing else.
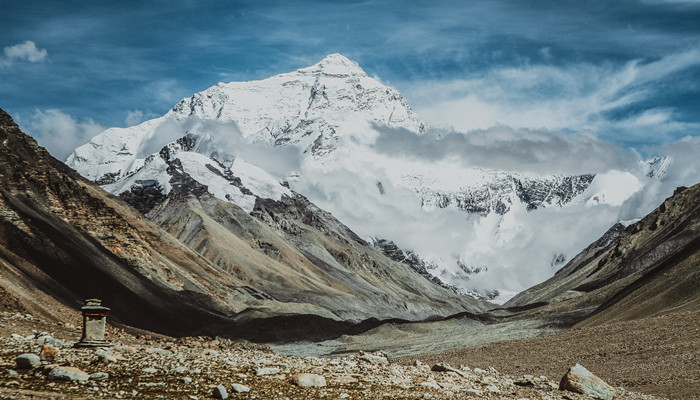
15,353,40,369
559,364,615,400
293,373,327,387
47,366,90,382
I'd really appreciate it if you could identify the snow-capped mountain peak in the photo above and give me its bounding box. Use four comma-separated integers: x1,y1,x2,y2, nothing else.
295,53,368,77
66,53,646,302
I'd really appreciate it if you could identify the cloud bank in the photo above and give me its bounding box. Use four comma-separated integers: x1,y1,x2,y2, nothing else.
285,124,700,302
406,48,700,147
18,109,105,160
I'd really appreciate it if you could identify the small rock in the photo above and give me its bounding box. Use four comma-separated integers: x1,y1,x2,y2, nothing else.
255,367,281,376
332,375,359,384
181,377,193,384
6,369,18,378
40,343,60,362
142,367,159,374
15,353,41,369
113,344,137,354
358,353,389,365
293,373,327,387
10,333,23,340
514,377,535,387
431,363,468,378
486,384,501,393
146,347,172,356
419,381,441,390
90,372,109,381
47,366,90,382
231,383,250,393
212,384,228,399
96,348,118,363
559,364,616,400
473,367,486,374
171,366,187,375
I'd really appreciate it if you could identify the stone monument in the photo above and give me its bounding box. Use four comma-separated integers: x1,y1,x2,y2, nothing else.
75,299,111,347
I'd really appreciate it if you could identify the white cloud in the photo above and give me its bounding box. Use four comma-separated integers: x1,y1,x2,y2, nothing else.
405,48,700,143
18,109,105,161
372,125,637,175
2,41,48,67
288,124,700,302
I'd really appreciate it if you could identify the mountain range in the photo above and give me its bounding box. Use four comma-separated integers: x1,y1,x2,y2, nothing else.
64,54,666,300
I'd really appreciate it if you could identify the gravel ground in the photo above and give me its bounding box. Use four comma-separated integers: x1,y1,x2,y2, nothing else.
0,311,667,400
400,310,700,400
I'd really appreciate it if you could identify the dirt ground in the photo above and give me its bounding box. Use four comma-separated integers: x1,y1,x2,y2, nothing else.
400,310,700,400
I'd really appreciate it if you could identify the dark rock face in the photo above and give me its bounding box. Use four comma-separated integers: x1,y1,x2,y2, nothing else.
421,174,594,215
118,180,167,214
372,238,459,292
251,192,366,245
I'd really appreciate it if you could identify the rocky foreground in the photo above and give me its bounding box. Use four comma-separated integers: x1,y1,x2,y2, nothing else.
0,312,665,400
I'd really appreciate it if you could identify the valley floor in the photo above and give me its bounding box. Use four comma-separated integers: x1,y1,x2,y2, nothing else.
400,310,700,400
0,309,676,400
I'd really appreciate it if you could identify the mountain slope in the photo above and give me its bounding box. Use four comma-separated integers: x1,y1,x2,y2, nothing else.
504,182,700,326
0,108,486,339
0,108,253,335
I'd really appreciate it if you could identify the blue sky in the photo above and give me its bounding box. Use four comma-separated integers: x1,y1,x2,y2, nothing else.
2,0,700,159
